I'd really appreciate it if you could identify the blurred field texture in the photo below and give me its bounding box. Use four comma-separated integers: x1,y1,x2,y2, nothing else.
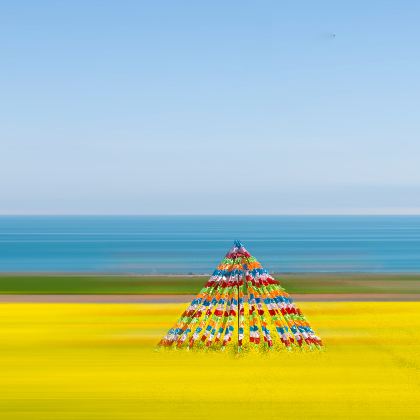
0,302,419,419
0,273,420,294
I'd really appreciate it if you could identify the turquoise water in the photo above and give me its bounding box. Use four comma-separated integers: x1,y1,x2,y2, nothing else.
0,216,419,273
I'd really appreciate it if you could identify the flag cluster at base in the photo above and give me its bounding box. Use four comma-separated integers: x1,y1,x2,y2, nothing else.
159,240,322,350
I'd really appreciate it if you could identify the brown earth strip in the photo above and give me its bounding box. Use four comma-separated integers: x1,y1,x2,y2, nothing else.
0,293,420,303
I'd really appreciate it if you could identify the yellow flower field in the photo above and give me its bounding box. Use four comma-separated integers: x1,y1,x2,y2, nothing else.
0,302,419,419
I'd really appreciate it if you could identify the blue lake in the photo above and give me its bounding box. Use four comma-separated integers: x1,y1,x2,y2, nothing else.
0,216,419,273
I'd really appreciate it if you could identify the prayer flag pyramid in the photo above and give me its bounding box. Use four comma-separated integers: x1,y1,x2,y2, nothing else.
159,240,322,350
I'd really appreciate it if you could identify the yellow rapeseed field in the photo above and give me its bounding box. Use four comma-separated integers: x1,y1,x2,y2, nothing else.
0,302,419,419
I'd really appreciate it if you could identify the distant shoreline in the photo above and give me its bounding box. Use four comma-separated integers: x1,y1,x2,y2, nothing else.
0,273,418,295
1,293,419,303
1,272,420,276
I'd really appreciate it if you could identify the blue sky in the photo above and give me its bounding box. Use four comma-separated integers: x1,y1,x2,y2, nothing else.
1,1,420,214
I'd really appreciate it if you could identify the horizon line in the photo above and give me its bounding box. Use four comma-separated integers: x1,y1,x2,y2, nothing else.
1,213,420,217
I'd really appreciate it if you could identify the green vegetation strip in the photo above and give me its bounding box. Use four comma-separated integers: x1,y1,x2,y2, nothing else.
0,274,419,295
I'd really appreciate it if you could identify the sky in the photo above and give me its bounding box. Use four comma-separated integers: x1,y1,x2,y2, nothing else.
1,1,420,215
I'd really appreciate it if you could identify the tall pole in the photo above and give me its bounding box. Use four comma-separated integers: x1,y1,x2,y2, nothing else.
237,266,242,352
237,280,240,350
